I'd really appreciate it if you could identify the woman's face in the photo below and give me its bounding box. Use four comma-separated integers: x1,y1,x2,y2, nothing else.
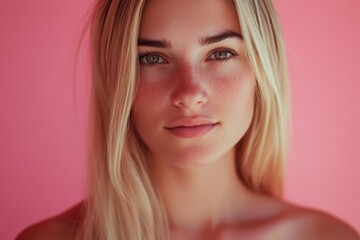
133,0,256,168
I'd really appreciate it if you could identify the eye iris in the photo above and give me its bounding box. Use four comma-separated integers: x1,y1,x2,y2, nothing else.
146,54,159,63
215,51,228,59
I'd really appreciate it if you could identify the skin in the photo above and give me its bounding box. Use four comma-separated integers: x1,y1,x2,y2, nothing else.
17,0,360,239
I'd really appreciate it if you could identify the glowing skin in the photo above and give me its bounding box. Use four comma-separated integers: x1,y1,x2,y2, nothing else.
133,0,256,169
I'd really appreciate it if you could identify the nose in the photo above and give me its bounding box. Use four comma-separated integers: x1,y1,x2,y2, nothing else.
171,67,208,111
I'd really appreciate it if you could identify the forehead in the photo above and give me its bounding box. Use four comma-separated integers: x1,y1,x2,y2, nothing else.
139,0,241,40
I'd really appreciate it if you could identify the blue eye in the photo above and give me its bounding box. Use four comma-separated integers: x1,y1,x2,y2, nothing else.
208,49,236,61
139,53,167,65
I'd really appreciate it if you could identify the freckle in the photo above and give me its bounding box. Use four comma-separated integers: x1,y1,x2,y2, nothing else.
144,80,170,106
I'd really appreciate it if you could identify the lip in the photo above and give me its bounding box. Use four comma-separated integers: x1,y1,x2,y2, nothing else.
165,116,219,138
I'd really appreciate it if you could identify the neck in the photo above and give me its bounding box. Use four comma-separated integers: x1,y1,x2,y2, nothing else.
148,148,254,233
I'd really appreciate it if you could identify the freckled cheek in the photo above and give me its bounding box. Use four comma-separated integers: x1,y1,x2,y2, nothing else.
132,79,169,118
211,70,255,107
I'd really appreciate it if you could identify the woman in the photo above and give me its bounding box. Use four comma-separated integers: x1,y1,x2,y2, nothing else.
17,0,359,239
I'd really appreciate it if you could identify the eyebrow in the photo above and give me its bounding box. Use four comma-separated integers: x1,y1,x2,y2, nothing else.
137,30,242,49
200,30,243,45
137,39,171,48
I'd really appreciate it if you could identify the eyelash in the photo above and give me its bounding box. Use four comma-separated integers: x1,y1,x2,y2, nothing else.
138,47,238,67
207,47,238,62
138,51,168,67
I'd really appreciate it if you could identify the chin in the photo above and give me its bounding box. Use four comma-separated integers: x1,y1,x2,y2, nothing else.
168,156,212,169
159,144,233,169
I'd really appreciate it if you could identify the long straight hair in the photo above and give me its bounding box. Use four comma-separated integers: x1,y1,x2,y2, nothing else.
76,0,290,239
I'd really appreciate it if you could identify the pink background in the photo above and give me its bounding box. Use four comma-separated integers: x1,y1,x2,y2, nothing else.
1,0,359,239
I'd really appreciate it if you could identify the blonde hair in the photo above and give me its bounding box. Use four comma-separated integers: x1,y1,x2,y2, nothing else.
76,0,290,239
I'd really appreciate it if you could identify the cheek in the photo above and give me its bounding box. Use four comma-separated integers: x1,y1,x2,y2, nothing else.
212,66,256,144
212,70,255,146
133,66,178,109
132,82,161,143
211,68,255,110
132,79,168,117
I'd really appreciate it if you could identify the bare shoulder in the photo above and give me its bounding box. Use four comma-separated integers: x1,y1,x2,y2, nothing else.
16,202,84,240
277,201,360,240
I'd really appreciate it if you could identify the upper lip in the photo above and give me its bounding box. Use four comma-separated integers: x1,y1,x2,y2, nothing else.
165,116,219,128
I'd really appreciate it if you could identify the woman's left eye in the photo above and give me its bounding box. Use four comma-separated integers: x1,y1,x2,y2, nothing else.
207,49,236,61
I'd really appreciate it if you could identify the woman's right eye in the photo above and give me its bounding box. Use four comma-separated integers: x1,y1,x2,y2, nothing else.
139,53,167,66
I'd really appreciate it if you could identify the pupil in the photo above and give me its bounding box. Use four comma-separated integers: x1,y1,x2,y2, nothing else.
216,51,226,59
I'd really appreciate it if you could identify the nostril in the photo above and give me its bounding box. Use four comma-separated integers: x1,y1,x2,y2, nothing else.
171,70,208,110
173,91,208,110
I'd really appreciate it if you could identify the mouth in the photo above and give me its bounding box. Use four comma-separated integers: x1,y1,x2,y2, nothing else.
165,117,219,138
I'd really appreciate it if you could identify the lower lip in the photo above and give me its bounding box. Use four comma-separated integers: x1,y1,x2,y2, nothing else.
165,124,218,138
